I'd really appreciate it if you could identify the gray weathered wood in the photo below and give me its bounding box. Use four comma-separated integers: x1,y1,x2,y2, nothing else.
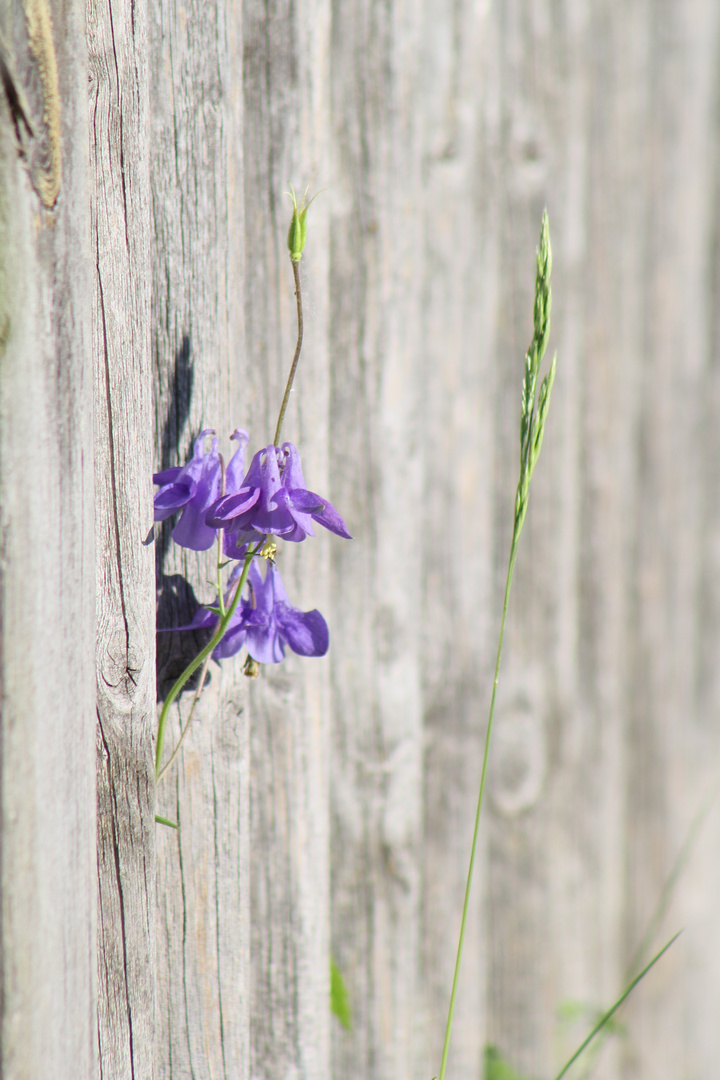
149,1,250,1076
0,1,96,1076
327,3,426,1077
88,0,157,1075
328,3,720,1080
2,1,717,1077
471,3,720,1079
242,2,332,1077
618,5,720,1077
419,1,498,1075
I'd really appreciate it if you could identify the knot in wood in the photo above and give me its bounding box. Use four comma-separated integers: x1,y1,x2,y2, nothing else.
100,628,146,705
490,699,547,817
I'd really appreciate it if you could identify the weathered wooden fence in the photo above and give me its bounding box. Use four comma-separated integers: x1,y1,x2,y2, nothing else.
2,1,720,1078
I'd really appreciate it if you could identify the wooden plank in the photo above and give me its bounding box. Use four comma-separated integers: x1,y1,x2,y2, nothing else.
0,1,96,1076
473,3,720,1079
149,1,250,1076
476,4,644,1076
87,0,157,1076
479,5,613,1074
418,0,499,1075
241,2,332,1077
327,3,426,1076
620,4,720,1077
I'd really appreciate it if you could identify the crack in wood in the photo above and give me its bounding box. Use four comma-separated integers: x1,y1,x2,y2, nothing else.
97,715,137,1079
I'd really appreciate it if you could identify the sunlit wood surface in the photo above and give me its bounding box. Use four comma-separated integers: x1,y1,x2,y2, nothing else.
2,1,720,1078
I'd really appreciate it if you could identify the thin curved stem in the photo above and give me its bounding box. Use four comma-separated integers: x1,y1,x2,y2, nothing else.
158,530,225,784
156,651,212,783
437,538,519,1080
273,258,303,447
155,544,257,778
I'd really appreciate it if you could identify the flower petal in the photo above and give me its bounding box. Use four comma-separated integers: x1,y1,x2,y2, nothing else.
225,429,250,492
223,530,261,558
246,561,274,619
251,486,299,536
289,489,352,539
153,430,224,549
312,499,352,539
213,623,248,659
276,605,329,657
287,488,326,514
153,464,184,486
158,605,218,633
153,482,193,520
206,486,261,527
246,623,285,664
172,489,219,549
279,442,307,490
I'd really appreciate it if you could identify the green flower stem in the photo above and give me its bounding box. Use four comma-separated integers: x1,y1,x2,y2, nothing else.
437,534,519,1080
273,257,303,448
155,544,257,778
156,651,212,783
157,529,227,783
217,537,227,616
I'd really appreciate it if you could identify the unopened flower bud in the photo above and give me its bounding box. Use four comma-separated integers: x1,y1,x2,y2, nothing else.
286,186,321,263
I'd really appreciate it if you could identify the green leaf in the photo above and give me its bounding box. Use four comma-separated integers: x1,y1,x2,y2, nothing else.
556,999,588,1025
155,814,179,829
484,1045,538,1080
330,958,351,1031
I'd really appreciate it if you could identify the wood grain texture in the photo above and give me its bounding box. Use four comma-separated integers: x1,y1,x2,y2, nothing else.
475,3,720,1079
14,0,714,1076
149,1,250,1076
242,1,332,1077
419,1,498,1075
619,5,720,1077
326,3,720,1079
88,0,157,1076
327,2,426,1077
0,1,96,1077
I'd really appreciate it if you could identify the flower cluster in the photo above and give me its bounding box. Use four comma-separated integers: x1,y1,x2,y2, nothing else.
154,430,349,667
153,431,350,555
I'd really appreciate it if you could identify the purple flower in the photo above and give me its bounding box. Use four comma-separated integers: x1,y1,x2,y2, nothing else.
153,429,248,551
206,442,351,554
244,561,329,663
168,560,329,664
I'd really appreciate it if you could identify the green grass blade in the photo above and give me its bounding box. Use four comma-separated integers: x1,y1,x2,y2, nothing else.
625,782,717,980
155,814,179,829
330,958,352,1031
553,932,681,1080
438,211,557,1080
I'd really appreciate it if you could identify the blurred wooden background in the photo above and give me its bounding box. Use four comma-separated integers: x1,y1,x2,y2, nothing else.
2,0,720,1077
